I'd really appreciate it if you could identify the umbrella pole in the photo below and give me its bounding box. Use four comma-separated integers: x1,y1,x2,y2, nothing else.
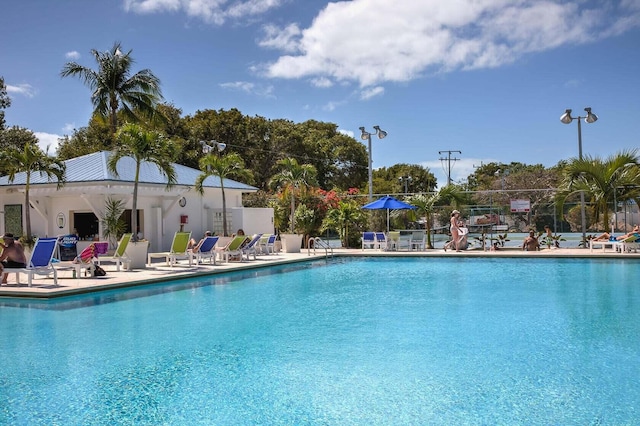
387,209,390,232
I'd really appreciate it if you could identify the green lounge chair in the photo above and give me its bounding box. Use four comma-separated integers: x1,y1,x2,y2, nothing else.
106,233,132,271
216,236,249,263
147,231,193,267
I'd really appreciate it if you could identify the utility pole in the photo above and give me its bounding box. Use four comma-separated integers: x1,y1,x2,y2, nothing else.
438,150,461,185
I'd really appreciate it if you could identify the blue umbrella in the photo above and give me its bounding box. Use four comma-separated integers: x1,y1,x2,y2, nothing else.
362,195,416,231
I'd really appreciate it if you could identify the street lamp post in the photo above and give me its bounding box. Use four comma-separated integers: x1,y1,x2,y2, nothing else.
200,139,226,155
560,107,598,246
359,125,387,201
399,175,412,194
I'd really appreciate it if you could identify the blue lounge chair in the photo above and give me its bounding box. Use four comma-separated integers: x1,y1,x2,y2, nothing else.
362,232,376,250
258,234,277,255
242,233,264,260
4,237,59,287
189,236,219,265
375,232,388,250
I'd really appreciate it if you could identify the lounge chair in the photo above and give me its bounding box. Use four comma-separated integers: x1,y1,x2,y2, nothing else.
258,234,277,255
105,233,132,271
409,231,426,251
375,232,388,250
67,243,96,278
242,234,264,261
362,232,377,250
147,231,193,267
3,237,59,287
615,234,640,253
189,236,219,265
590,238,617,253
216,236,249,263
387,231,400,251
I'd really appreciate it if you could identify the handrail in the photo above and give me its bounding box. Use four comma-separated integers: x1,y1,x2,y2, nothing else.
307,237,333,258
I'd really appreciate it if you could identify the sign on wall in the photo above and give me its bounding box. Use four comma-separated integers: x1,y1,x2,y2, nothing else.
510,199,531,213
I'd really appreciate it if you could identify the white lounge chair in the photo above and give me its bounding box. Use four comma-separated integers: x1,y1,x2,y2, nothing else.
3,237,59,287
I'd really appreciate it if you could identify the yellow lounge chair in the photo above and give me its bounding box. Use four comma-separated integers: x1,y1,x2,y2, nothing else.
147,231,192,266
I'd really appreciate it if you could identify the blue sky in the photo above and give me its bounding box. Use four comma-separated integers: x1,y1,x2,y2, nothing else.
2,0,640,186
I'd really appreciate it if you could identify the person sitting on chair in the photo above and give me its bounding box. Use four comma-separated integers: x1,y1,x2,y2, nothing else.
189,231,212,252
0,233,27,284
522,230,540,251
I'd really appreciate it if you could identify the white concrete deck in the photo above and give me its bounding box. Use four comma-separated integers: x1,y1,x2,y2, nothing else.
1,247,639,299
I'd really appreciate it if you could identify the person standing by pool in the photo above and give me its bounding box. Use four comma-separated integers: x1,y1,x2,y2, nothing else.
0,233,27,284
444,210,462,252
544,225,560,248
522,230,540,251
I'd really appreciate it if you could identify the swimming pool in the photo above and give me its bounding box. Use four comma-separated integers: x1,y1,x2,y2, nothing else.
1,257,639,424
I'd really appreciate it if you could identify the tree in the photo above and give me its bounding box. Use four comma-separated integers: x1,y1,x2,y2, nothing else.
108,123,177,242
0,126,41,176
61,42,162,134
195,152,253,236
321,199,366,248
270,158,318,233
408,185,465,249
372,163,437,194
0,76,11,130
0,139,66,243
56,116,114,160
556,150,640,231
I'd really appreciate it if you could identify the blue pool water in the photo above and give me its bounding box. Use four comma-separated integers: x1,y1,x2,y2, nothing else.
1,257,640,425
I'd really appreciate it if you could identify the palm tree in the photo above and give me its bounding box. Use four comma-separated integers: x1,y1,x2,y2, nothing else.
61,42,162,134
408,185,465,249
1,142,66,244
556,150,640,231
321,200,365,247
195,152,253,236
108,123,177,242
269,158,318,233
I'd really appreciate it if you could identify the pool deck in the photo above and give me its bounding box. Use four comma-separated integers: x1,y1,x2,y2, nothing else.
1,246,639,299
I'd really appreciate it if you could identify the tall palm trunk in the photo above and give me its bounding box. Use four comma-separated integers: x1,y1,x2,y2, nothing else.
290,188,296,233
220,181,228,237
24,172,32,239
132,164,140,241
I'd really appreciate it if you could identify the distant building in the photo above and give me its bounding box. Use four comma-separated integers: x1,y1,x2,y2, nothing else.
0,151,272,251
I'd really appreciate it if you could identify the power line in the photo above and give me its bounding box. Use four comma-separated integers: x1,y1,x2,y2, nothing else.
438,150,461,185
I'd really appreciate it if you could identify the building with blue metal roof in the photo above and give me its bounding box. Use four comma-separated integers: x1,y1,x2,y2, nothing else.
0,151,272,253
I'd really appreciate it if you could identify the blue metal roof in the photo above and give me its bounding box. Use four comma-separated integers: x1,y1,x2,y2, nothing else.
0,151,257,191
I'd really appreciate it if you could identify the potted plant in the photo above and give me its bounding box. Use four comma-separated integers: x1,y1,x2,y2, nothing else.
270,158,318,253
100,197,127,251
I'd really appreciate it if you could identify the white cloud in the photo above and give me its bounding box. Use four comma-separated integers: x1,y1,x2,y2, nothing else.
258,23,301,53
360,86,384,100
6,83,37,98
65,51,80,60
62,123,76,134
123,0,284,25
338,129,354,138
219,81,275,97
322,100,345,112
260,0,640,88
310,77,333,88
34,132,63,155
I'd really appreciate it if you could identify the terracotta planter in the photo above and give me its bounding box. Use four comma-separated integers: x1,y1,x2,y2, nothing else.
280,234,303,253
124,240,149,269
